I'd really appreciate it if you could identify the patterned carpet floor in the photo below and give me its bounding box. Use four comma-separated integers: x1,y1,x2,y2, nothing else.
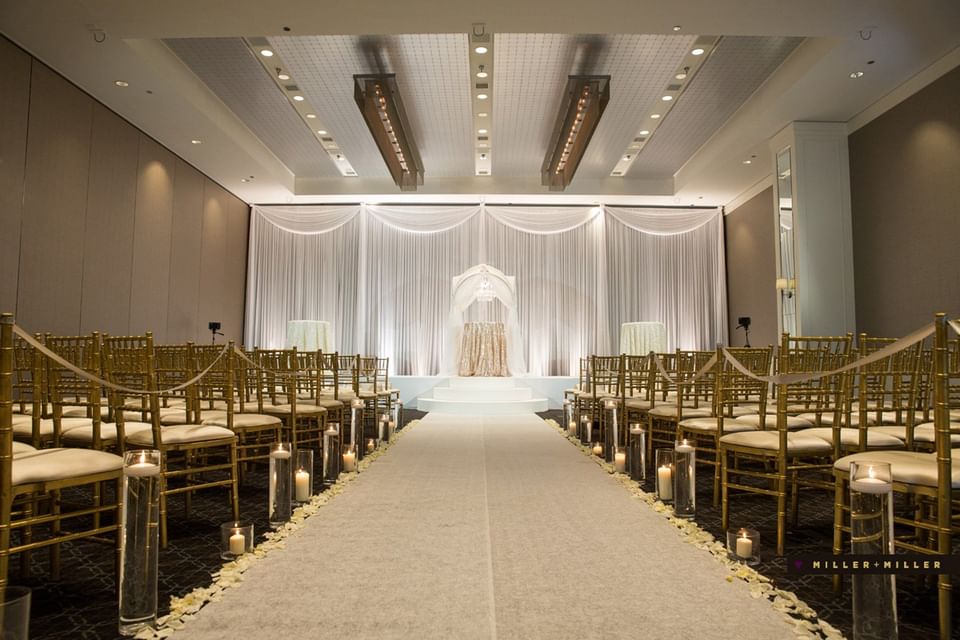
15,409,958,639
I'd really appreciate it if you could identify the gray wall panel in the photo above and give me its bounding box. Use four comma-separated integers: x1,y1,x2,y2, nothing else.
0,39,30,316
166,159,205,343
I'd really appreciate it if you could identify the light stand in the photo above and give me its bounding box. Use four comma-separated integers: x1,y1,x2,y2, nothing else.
208,321,224,344
736,316,751,347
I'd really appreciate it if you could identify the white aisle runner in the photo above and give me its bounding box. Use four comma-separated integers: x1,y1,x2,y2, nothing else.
176,414,795,640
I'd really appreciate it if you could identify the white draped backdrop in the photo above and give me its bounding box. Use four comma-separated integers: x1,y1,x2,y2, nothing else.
244,204,727,376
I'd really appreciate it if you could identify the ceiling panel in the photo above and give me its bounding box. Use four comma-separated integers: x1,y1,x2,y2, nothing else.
165,37,339,178
269,34,474,179
629,35,804,178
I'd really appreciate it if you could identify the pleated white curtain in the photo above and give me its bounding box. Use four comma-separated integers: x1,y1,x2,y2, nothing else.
244,204,727,375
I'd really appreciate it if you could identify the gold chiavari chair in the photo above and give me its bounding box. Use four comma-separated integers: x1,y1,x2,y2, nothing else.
103,334,239,547
801,334,921,454
573,355,619,447
832,314,954,639
12,335,53,449
153,344,198,425
622,353,656,426
0,314,123,588
720,332,853,555
256,349,328,452
564,357,591,406
295,351,345,426
199,347,281,480
678,346,772,505
647,350,715,459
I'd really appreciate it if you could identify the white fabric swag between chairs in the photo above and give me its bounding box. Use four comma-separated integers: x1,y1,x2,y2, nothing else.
244,204,727,376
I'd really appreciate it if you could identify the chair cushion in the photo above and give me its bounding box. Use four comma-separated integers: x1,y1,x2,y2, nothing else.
62,421,153,444
159,409,191,426
127,424,236,446
12,448,123,485
796,412,875,427
12,442,37,455
202,413,282,429
624,398,652,410
729,405,760,417
678,417,757,434
719,431,832,454
298,398,344,410
262,403,327,416
13,417,92,438
648,406,711,419
61,405,111,419
914,424,960,445
733,414,813,430
800,427,905,448
834,451,960,488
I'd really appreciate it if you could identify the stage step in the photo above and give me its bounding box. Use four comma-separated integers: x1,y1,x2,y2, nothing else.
448,377,518,390
433,386,532,401
417,397,548,415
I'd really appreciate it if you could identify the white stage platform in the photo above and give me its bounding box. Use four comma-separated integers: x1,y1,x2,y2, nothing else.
393,375,575,414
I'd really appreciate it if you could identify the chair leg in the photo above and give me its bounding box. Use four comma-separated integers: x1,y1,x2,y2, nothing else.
712,435,721,507
721,449,729,530
230,441,240,521
114,476,123,595
776,471,787,556
832,476,845,593
159,456,169,548
789,466,800,526
51,489,61,581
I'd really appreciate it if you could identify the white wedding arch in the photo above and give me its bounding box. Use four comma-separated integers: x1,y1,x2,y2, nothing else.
441,264,527,376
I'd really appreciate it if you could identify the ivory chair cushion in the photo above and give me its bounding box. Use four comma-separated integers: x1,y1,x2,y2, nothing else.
719,431,833,454
796,412,876,427
262,404,327,416
678,417,757,434
833,451,960,488
624,398,652,410
732,414,813,430
127,424,235,446
12,442,37,455
202,413,282,428
62,405,111,419
914,424,960,444
13,417,92,439
801,427,905,448
729,405,760,417
648,406,712,419
61,421,153,444
12,448,123,485
159,408,192,426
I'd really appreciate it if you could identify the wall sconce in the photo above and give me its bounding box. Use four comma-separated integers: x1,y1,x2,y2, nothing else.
776,278,797,298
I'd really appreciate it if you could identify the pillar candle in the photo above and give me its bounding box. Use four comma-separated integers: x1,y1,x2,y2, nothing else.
343,450,357,472
295,469,310,501
657,465,673,501
229,531,246,555
614,451,626,473
736,533,753,559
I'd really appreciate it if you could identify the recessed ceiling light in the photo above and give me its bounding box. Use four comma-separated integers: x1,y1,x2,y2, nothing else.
476,66,488,78
850,70,864,79
675,71,688,80
743,159,752,164
293,95,305,101
661,95,674,101
623,155,631,161
317,130,327,135
639,130,650,135
475,46,488,54
260,49,274,57
650,113,661,119
478,128,488,134
691,47,705,56
278,72,290,81
306,113,316,119
478,112,488,117
241,178,249,183
672,25,682,32
477,93,488,100
191,139,202,145
479,142,489,148
114,80,129,87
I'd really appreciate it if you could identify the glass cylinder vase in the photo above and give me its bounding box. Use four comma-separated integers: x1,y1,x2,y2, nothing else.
119,449,161,636
655,449,675,503
673,439,696,519
379,413,389,444
342,443,358,472
563,400,575,436
726,527,760,565
268,443,292,528
350,398,364,461
294,449,314,503
220,521,254,560
849,461,897,640
322,423,341,486
603,398,619,463
628,424,646,481
0,586,31,640
580,414,592,445
391,401,403,430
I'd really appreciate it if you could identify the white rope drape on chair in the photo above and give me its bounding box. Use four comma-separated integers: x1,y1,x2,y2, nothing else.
244,204,727,375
